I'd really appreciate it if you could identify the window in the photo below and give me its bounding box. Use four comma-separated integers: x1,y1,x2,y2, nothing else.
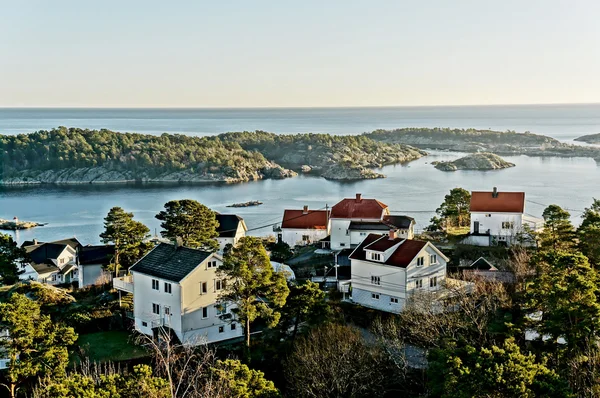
231,323,236,331
430,254,437,264
430,276,438,288
371,293,380,300
359,232,366,236
152,279,159,290
59,258,65,264
164,306,171,316
416,257,424,267
51,274,57,282
200,282,207,294
215,279,223,291
371,252,381,261
207,260,217,269
218,326,224,333
340,243,346,247
152,303,160,315
202,307,208,319
502,221,515,229
415,279,423,289
371,276,381,285
164,282,172,294
142,321,148,327
390,297,399,304
302,235,310,242
216,303,227,316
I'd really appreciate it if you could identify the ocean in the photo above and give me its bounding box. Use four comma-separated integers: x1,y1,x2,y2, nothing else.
1,105,599,245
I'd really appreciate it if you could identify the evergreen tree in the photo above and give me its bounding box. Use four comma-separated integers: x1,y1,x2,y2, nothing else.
578,199,600,266
539,205,576,252
99,206,150,276
156,199,219,251
217,237,289,349
431,188,471,230
0,294,77,398
278,281,329,342
212,359,280,398
0,233,27,285
428,339,571,398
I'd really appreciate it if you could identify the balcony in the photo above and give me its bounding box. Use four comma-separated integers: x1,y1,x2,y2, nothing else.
113,275,134,293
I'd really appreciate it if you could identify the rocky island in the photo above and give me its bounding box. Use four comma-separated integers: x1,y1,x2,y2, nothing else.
575,133,600,144
431,153,515,172
0,218,46,230
367,127,600,159
0,127,424,185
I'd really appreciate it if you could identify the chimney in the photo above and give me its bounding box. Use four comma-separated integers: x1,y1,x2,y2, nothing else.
492,187,498,198
388,229,396,240
356,193,362,203
33,239,38,245
175,236,183,248
303,205,309,215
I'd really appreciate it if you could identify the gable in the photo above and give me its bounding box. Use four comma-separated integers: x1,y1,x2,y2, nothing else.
129,243,212,282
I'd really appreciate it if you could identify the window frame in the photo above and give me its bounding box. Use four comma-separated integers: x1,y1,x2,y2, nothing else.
371,275,381,285
390,297,399,304
430,254,437,264
200,281,207,294
164,282,172,294
152,303,160,315
152,279,159,290
202,307,208,319
416,257,424,267
430,276,438,288
371,293,380,300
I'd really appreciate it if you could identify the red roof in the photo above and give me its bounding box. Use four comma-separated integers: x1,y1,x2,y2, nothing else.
349,234,428,268
281,209,329,230
470,191,525,213
330,194,388,219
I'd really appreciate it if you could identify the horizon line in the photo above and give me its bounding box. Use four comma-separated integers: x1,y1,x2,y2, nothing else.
1,101,600,110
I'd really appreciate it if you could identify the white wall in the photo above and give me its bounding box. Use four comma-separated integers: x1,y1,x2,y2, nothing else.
281,228,328,247
216,224,246,252
470,212,523,237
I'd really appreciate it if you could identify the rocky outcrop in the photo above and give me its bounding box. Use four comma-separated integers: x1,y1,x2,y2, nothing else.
0,164,297,185
321,164,385,180
575,133,600,144
432,153,515,172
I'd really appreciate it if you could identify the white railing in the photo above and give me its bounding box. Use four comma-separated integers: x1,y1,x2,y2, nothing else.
113,275,134,293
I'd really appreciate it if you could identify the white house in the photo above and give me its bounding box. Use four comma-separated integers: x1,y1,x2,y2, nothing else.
114,242,243,345
19,238,81,285
78,245,114,288
215,214,247,252
349,231,449,314
280,206,330,247
348,215,415,245
464,187,544,247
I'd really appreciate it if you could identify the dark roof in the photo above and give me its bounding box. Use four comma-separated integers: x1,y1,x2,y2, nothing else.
349,222,390,231
281,209,329,230
129,243,212,282
383,215,415,229
51,238,82,250
26,243,71,264
350,234,428,268
465,257,497,271
335,248,354,267
31,263,59,274
216,214,245,238
364,235,403,252
79,245,115,266
470,191,525,213
60,263,77,275
330,195,388,219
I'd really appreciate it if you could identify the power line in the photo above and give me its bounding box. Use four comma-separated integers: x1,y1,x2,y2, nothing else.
526,199,584,213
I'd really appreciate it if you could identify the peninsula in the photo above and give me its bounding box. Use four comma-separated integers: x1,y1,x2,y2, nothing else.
575,133,600,144
0,127,425,185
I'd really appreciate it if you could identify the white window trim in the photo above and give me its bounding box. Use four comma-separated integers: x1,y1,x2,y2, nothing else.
371,293,380,300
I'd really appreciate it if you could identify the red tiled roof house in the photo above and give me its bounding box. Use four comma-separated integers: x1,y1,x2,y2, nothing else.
280,206,330,247
465,187,543,247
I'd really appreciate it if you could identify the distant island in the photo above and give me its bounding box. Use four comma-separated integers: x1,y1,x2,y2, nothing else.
0,127,425,185
366,127,600,159
431,153,515,172
575,133,600,144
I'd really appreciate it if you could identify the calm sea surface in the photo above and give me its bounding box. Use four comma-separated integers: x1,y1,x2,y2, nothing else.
1,105,599,245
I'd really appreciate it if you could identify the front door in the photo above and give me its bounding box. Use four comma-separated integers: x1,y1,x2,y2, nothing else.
474,221,480,234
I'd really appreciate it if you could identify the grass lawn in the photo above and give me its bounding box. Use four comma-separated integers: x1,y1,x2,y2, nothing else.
75,331,150,363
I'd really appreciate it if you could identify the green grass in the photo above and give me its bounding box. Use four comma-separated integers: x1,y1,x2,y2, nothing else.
74,331,150,363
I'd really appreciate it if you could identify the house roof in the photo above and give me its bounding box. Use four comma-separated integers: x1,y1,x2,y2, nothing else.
470,191,525,213
281,209,329,230
22,238,82,251
350,234,428,268
216,214,246,238
330,195,388,220
383,215,415,229
79,245,115,266
26,243,71,264
60,263,77,275
467,257,497,271
349,215,415,231
31,263,59,275
129,243,212,282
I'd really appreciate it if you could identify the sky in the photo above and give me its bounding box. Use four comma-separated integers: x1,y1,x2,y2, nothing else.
1,0,600,108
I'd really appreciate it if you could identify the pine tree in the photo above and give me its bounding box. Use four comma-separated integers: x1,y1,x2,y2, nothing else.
0,233,27,285
538,205,576,252
578,199,600,266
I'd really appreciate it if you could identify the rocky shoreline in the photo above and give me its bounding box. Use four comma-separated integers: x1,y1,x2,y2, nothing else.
432,153,515,172
575,133,600,144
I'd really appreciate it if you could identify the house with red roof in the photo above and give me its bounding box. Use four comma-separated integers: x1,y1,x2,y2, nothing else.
348,231,449,313
466,187,544,246
330,193,390,250
280,206,330,247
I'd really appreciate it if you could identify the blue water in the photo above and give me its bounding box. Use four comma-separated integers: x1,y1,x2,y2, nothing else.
1,105,599,245
2,104,600,142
